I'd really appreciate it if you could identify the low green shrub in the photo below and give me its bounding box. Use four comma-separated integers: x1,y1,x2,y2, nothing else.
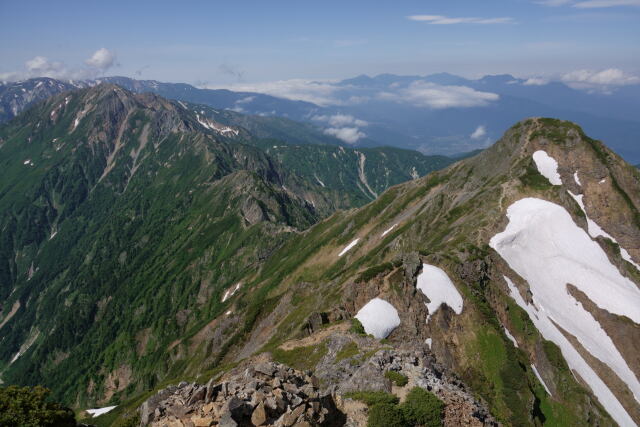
384,370,408,387
0,385,76,427
367,403,405,427
350,317,366,335
336,341,359,362
344,390,399,406
401,387,444,427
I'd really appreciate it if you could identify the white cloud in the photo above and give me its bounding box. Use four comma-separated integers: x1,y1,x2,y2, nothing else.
24,56,66,76
536,0,640,6
561,68,640,91
312,113,368,127
523,77,550,86
211,79,342,106
323,127,366,144
85,48,116,70
470,125,487,139
408,14,514,24
1,49,117,82
378,81,499,109
574,0,640,7
535,0,573,5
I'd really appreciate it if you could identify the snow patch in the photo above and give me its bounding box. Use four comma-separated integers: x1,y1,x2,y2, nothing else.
381,224,397,237
416,264,463,322
221,283,241,303
490,198,640,425
86,406,117,417
338,239,359,257
503,276,635,426
314,174,325,187
196,113,239,136
355,297,401,339
532,150,562,185
573,171,581,186
568,191,640,271
504,327,518,348
425,338,432,349
531,364,552,396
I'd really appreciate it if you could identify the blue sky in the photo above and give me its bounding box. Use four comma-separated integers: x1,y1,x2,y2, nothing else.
1,0,639,86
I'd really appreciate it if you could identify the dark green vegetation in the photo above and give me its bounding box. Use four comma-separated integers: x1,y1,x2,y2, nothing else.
384,370,408,387
0,85,340,406
349,318,367,335
194,103,455,206
0,385,76,427
271,343,328,371
0,83,454,410
347,388,444,427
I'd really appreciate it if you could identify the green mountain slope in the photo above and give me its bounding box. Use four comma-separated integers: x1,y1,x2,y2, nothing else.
156,118,636,426
0,84,342,404
193,104,454,205
3,86,639,426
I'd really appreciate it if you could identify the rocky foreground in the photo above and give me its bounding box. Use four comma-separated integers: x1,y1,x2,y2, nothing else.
139,331,497,426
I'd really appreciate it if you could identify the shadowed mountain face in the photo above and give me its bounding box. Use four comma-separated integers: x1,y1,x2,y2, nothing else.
1,82,639,427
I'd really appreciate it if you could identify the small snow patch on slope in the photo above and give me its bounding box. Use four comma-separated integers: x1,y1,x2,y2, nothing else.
355,298,401,339
221,283,241,302
531,364,552,396
86,406,117,417
381,224,397,237
532,150,562,185
490,198,640,425
504,327,518,348
338,239,359,257
573,171,582,186
416,264,463,322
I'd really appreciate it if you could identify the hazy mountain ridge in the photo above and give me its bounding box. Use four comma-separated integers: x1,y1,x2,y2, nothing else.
3,75,640,162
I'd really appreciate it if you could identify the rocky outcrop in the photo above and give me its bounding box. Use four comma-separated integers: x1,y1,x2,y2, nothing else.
139,361,345,426
139,329,497,426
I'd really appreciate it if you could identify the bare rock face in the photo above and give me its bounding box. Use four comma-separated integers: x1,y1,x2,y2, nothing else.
139,361,346,426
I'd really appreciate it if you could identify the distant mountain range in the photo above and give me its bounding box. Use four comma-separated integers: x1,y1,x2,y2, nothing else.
2,73,639,162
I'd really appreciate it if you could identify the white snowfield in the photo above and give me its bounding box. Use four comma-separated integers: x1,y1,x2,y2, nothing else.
221,283,241,303
86,406,117,417
416,264,463,322
532,150,562,185
573,171,582,186
504,327,518,348
491,198,640,427
531,364,552,396
568,190,640,271
338,239,359,257
195,113,239,136
381,224,397,237
355,297,401,339
504,276,636,427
